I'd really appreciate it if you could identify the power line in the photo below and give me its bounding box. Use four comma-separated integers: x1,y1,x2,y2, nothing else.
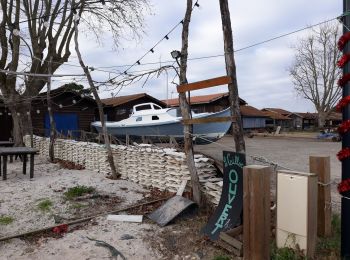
0,69,85,78
78,15,340,73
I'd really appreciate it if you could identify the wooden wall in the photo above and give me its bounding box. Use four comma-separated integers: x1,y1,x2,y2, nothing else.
32,92,97,135
104,97,166,122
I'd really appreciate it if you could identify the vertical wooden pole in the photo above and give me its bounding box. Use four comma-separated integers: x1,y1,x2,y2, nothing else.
243,165,271,260
342,1,350,257
309,156,331,237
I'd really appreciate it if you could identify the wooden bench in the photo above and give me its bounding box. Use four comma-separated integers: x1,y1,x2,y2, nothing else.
0,147,39,180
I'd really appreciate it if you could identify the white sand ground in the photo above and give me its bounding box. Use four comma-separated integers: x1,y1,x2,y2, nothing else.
0,157,163,259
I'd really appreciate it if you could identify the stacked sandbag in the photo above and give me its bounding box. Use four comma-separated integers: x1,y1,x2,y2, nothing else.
24,135,224,205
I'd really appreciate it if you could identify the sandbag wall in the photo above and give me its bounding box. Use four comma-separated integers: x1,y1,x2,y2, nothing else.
24,135,223,205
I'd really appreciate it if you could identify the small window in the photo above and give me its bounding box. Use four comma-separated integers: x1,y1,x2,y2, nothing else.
116,108,127,115
152,116,159,120
154,104,162,110
136,117,142,122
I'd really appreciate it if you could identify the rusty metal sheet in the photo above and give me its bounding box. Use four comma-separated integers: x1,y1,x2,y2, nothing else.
148,195,196,227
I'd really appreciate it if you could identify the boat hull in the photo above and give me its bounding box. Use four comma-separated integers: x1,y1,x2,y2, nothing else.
92,108,232,144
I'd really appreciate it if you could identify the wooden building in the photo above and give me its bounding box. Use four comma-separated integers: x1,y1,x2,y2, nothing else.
240,105,268,129
0,98,13,141
32,88,97,136
164,92,247,113
165,93,267,129
261,108,292,129
102,93,166,122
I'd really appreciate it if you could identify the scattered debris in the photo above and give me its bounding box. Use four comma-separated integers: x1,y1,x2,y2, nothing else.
107,215,143,223
0,197,170,242
86,237,126,260
148,195,196,227
54,159,85,170
120,234,135,240
52,224,68,234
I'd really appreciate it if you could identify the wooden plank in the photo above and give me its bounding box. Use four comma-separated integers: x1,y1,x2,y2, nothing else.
107,215,143,223
216,240,241,256
220,232,243,250
176,180,188,196
177,76,232,93
225,225,243,237
243,165,271,260
182,116,235,125
309,156,331,237
307,173,318,259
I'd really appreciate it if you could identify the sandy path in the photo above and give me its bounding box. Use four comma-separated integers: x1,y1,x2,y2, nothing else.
0,157,163,259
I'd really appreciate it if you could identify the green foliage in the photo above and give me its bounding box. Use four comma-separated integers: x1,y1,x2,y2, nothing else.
64,185,95,200
316,214,341,257
37,199,53,212
271,245,306,260
271,235,306,260
0,216,14,225
212,256,231,260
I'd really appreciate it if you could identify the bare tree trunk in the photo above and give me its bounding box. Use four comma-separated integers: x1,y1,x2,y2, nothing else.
74,20,119,179
179,0,201,205
219,0,245,153
7,99,32,146
318,111,327,128
47,57,56,162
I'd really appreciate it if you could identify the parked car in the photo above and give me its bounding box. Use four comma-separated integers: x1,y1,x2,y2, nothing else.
317,129,341,142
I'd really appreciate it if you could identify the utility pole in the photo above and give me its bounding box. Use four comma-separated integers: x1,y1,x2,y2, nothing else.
342,0,350,258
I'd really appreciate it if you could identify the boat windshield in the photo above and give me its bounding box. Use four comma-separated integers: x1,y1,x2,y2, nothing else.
167,108,181,117
134,103,163,111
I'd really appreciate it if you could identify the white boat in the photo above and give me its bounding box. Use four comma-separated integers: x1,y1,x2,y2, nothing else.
91,103,232,143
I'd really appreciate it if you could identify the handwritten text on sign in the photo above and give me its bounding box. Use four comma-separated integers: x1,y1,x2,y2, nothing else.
201,151,245,240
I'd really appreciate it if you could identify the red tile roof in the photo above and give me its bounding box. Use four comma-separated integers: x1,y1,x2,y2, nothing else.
240,105,267,117
295,112,318,119
262,111,291,120
262,108,291,115
163,92,246,106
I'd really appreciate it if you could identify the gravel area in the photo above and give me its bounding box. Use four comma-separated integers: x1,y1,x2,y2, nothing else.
195,135,342,212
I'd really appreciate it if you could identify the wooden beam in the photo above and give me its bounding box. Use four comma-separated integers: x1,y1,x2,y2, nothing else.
309,156,331,237
225,225,243,237
182,116,235,125
177,76,232,93
243,165,271,260
220,232,243,251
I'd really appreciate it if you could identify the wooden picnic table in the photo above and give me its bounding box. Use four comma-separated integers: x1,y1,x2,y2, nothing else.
0,141,14,147
0,147,39,180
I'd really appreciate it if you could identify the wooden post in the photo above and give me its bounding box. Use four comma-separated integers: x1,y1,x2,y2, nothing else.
243,165,271,260
309,156,331,237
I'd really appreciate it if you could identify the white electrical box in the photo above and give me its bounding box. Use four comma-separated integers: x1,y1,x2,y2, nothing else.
276,170,317,257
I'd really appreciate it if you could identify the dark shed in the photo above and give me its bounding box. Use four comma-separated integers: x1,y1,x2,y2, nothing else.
32,88,97,136
102,93,166,121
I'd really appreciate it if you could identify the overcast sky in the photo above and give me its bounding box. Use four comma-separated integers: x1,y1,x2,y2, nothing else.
54,0,342,112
